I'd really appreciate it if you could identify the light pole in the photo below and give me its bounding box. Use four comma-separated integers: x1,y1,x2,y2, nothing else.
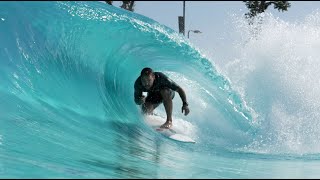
178,1,186,35
183,1,185,36
188,30,202,38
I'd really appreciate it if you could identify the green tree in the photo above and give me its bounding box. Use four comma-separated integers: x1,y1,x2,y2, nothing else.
105,1,113,5
243,1,291,22
242,1,291,41
105,1,135,12
120,1,135,12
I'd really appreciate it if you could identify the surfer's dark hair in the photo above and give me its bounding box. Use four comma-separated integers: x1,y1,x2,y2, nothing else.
140,67,153,77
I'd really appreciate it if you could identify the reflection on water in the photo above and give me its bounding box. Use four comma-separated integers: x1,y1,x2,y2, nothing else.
78,120,203,178
79,121,163,178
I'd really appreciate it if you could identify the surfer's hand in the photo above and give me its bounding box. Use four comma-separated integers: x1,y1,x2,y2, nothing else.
137,96,146,104
182,105,190,116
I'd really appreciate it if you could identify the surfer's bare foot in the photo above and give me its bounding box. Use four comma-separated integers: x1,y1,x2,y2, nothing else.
160,120,172,129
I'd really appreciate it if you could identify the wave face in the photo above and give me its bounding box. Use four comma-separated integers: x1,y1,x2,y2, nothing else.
1,1,320,178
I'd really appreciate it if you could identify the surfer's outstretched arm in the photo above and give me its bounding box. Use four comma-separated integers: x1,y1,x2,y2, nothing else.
176,87,190,116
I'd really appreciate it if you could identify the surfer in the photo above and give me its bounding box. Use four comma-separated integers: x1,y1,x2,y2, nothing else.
134,67,190,129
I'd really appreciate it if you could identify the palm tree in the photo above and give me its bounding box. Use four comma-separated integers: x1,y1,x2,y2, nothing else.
105,1,135,12
105,1,113,5
120,1,135,12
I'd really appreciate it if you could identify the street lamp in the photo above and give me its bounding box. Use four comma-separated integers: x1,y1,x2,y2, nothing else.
188,30,202,38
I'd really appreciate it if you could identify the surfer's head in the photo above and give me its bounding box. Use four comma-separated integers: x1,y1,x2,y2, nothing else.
140,67,155,90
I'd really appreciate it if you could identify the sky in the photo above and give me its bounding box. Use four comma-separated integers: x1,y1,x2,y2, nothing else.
103,1,320,59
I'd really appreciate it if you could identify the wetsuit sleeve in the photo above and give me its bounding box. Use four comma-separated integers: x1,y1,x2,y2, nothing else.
134,78,144,105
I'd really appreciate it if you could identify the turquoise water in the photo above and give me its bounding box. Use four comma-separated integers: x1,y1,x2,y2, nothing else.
1,1,320,178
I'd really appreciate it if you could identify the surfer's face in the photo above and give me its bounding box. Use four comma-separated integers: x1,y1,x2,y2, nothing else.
141,74,155,90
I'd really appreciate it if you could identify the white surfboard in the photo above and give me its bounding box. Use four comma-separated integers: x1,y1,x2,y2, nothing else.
144,114,196,143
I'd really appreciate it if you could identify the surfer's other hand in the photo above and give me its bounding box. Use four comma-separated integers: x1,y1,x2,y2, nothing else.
182,104,190,116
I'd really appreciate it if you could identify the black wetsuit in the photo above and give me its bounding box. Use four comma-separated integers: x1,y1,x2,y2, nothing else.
134,72,180,105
